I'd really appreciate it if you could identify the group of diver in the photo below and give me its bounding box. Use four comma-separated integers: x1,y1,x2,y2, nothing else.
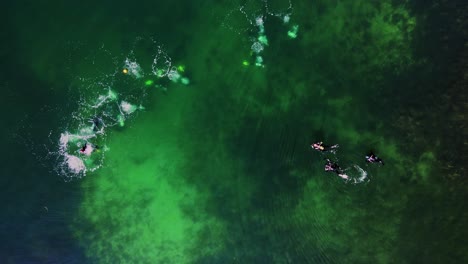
311,141,384,180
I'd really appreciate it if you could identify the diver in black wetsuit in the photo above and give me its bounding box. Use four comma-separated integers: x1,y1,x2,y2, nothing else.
90,117,105,132
366,152,384,165
311,141,339,152
324,158,349,180
80,144,87,153
79,142,100,155
325,158,341,173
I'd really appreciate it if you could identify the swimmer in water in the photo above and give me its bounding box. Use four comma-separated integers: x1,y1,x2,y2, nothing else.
311,141,339,153
79,142,100,156
324,158,341,172
90,117,105,133
366,152,384,165
324,158,349,180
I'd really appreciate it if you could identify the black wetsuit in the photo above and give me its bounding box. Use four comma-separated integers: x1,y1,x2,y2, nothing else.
325,159,343,174
91,117,104,132
312,142,338,152
366,153,384,165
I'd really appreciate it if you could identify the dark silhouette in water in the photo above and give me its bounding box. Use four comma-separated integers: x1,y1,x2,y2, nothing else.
366,152,384,165
311,141,339,153
324,158,349,180
90,117,104,132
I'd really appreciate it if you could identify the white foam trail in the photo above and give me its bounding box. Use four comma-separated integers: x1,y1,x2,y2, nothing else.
352,165,369,184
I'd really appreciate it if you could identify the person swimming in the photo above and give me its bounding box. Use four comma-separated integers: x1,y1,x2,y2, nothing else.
324,158,349,180
79,142,100,156
366,152,384,165
311,141,339,153
325,158,341,172
90,116,105,133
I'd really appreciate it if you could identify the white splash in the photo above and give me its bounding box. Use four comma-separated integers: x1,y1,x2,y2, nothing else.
251,42,264,53
81,143,94,156
124,58,143,78
65,154,86,174
120,101,138,115
91,89,118,108
167,67,181,82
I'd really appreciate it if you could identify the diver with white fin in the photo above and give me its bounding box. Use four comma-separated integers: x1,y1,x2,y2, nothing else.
365,152,384,165
324,158,349,180
311,141,339,153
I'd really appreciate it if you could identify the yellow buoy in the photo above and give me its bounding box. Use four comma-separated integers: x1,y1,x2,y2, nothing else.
122,68,128,74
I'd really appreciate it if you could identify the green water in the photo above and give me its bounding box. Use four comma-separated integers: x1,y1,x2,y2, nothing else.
1,0,467,263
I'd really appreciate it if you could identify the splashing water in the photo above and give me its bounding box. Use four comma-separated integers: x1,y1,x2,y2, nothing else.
251,42,264,53
222,0,298,67
351,165,369,184
124,58,143,79
338,164,369,184
53,38,190,181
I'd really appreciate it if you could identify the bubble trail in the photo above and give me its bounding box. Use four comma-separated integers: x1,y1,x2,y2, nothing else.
223,0,297,67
